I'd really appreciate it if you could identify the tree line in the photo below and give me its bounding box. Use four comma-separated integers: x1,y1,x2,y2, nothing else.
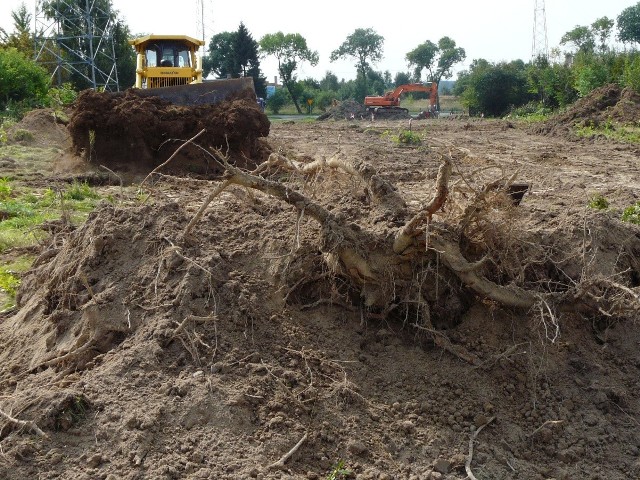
454,3,640,117
2,0,640,119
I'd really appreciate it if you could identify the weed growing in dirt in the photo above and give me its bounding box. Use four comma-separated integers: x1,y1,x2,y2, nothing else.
0,256,32,311
384,129,422,146
63,181,100,202
588,193,609,210
326,460,351,480
395,130,422,145
0,177,11,200
12,129,34,142
621,202,640,224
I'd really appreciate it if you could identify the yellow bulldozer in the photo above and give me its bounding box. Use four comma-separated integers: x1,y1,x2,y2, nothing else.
127,34,255,105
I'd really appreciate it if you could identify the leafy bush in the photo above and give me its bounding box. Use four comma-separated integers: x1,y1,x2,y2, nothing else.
394,130,422,145
44,83,78,110
0,47,50,118
621,202,640,224
266,88,290,114
622,55,640,93
588,193,609,210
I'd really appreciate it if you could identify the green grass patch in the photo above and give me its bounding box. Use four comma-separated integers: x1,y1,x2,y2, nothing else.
63,181,100,202
576,120,640,144
0,144,62,161
0,180,102,253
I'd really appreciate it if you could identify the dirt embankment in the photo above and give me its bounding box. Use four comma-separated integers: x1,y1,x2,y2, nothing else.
537,83,640,137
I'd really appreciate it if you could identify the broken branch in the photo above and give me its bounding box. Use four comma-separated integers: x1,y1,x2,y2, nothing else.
268,432,308,470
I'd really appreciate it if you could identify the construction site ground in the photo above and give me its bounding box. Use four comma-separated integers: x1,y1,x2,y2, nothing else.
0,89,639,480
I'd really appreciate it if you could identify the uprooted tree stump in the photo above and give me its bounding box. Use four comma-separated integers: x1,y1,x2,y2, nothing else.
178,144,640,363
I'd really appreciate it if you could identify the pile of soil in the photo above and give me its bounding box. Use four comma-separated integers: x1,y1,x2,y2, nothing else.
68,89,271,175
317,100,369,121
537,84,640,137
7,109,70,148
1,116,640,479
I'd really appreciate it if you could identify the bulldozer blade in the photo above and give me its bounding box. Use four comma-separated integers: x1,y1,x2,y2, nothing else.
135,77,255,106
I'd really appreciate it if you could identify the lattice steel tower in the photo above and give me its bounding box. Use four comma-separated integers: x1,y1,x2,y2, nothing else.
532,0,549,60
34,0,120,91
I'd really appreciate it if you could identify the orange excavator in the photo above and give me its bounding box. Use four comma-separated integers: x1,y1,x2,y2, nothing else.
364,82,439,118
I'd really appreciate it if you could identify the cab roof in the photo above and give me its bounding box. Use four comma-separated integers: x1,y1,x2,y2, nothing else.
128,35,205,50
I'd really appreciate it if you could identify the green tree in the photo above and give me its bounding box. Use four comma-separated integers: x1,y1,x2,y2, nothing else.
203,25,267,98
406,37,465,108
112,21,135,89
526,58,577,108
573,58,609,96
622,53,640,92
394,71,412,87
330,28,384,94
591,17,614,53
456,60,532,117
0,47,49,117
560,26,595,54
0,2,33,55
204,31,236,78
234,23,266,97
259,32,318,114
319,71,340,92
405,40,438,81
617,2,640,44
434,37,466,85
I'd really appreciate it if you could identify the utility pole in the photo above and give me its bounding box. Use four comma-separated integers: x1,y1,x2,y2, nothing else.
532,0,549,61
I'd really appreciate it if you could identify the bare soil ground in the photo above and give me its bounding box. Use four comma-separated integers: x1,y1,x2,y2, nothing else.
0,90,639,480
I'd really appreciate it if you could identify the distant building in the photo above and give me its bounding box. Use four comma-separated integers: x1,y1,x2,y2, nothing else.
266,76,279,98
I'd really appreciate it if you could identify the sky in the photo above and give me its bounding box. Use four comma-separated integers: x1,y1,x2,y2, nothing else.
1,0,637,83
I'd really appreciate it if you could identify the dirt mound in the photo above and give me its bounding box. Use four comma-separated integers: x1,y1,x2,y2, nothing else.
68,89,271,175
537,84,640,137
7,108,70,148
317,99,369,121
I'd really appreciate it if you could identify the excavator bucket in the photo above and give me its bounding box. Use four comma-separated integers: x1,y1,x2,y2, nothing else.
134,77,256,106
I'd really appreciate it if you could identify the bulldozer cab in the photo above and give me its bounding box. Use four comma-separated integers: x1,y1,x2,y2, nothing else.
145,42,192,68
129,35,204,89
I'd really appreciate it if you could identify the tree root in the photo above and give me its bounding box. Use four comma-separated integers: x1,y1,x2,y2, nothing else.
267,432,308,470
466,416,495,480
0,407,48,439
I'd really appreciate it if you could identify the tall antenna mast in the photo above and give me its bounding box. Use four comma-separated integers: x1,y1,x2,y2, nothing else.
196,0,204,43
532,0,549,60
